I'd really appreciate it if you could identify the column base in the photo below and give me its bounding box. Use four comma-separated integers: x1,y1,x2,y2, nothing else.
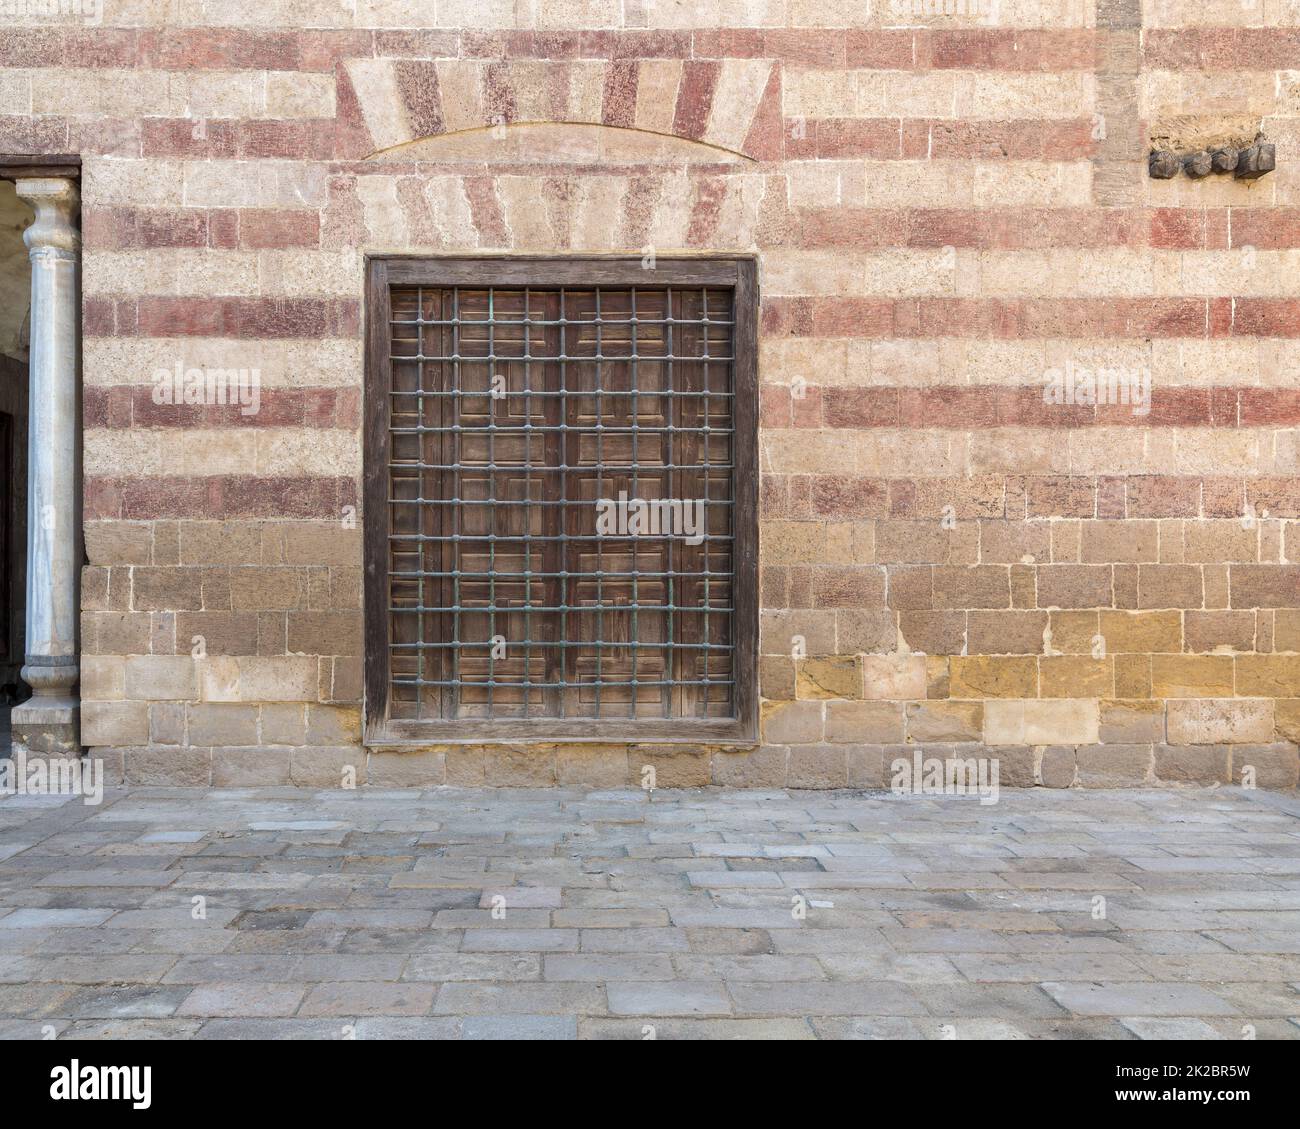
10,696,81,757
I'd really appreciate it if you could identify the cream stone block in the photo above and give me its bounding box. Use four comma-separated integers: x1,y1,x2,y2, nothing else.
1046,340,1153,378
497,176,553,250
764,251,866,298
860,655,927,700
985,699,1100,746
863,162,974,208
85,250,259,298
1151,340,1261,388
182,160,329,209
968,430,1070,476
433,0,519,26
628,0,784,26
824,521,875,565
507,62,556,122
344,59,411,152
760,339,850,387
197,657,241,702
31,69,183,117
565,61,605,125
83,339,362,389
1147,170,1275,208
868,72,960,119
979,250,1156,298
281,339,363,387
1166,698,1274,745
535,0,622,27
763,520,829,565
255,430,359,476
349,0,444,26
187,0,353,27
125,656,199,701
783,68,855,118
1067,429,1149,476
961,340,1050,386
236,657,321,702
867,250,957,297
1143,0,1273,27
185,71,261,119
422,176,479,249
1141,70,1276,118
355,175,410,247
264,71,336,119
84,159,184,208
84,430,162,477
1269,432,1300,476
155,431,255,476
712,175,768,249
789,0,875,24
258,250,360,298
429,59,484,133
705,59,772,153
868,339,948,387
786,161,850,208
571,178,628,251
973,162,1092,208
873,431,965,478
765,249,953,300
82,701,149,747
81,656,125,702
959,73,1094,120
761,430,856,475
646,173,694,248
1173,430,1265,475
0,70,31,115
634,60,682,135
1181,250,1300,298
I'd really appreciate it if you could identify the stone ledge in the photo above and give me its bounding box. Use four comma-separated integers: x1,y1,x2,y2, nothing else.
84,741,1300,790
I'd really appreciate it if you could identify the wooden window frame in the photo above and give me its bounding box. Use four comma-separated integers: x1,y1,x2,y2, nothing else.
363,255,759,745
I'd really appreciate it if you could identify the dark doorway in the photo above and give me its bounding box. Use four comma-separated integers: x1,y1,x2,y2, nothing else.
0,353,28,746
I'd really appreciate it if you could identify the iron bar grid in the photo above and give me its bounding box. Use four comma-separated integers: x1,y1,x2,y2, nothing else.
387,283,737,723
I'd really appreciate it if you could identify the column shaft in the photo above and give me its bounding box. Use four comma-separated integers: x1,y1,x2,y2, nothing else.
11,176,81,757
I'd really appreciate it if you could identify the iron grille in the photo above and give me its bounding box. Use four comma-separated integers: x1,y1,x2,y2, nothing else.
385,281,738,723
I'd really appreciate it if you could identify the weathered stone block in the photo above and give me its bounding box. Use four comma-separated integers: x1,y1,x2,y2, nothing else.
1076,744,1153,787
825,700,904,743
81,700,148,747
985,699,1099,746
787,744,847,789
905,700,983,743
1166,698,1273,745
1153,744,1231,784
796,656,861,700
761,700,824,744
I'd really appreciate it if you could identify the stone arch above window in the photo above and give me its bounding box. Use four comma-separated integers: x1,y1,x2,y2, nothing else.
344,58,781,163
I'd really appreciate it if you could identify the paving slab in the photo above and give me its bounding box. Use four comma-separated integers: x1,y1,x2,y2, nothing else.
0,785,1296,1039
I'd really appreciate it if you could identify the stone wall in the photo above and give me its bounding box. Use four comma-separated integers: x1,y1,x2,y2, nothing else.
4,1,1299,787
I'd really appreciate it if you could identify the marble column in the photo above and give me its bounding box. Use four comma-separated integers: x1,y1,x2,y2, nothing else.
11,176,81,757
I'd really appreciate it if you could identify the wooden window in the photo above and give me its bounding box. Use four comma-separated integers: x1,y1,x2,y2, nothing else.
364,258,757,742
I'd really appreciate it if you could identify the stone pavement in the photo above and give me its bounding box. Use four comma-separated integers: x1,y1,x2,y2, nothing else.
1,785,1298,1040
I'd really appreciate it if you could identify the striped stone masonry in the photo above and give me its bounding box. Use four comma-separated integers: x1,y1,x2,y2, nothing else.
3,2,1293,787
